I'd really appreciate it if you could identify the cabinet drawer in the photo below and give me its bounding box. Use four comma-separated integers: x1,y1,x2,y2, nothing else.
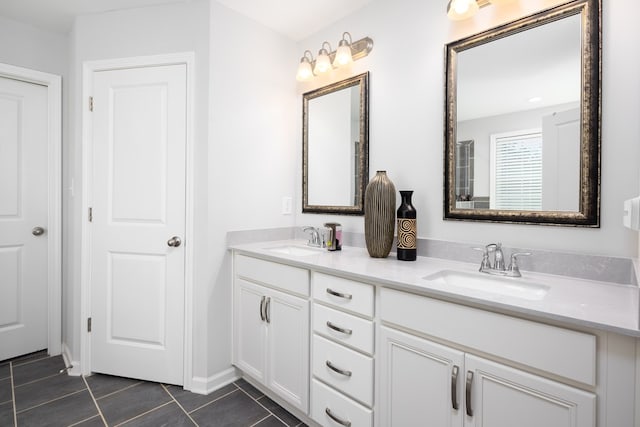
313,273,374,317
311,379,372,427
380,287,596,386
235,254,309,296
313,304,374,355
313,334,373,406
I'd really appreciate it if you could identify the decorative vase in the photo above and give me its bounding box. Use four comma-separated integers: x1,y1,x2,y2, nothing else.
364,171,396,258
397,190,417,261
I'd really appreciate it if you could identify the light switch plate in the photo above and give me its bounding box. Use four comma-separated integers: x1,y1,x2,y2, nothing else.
282,196,292,215
623,196,640,230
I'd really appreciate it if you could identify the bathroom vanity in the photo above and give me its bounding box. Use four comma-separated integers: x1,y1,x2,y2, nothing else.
231,240,639,427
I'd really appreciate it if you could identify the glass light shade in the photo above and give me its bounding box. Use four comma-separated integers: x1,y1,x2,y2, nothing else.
447,0,479,20
296,59,313,81
314,49,332,74
333,43,353,67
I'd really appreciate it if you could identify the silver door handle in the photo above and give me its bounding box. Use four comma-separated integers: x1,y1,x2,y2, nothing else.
167,236,182,247
451,365,459,410
326,360,352,377
32,227,45,236
259,296,266,321
265,297,271,323
326,321,352,335
325,408,351,427
466,371,474,417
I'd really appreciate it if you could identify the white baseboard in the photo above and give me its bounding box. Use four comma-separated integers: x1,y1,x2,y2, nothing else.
61,343,82,376
189,367,240,395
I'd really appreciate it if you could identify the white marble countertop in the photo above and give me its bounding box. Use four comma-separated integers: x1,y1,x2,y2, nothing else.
230,240,640,337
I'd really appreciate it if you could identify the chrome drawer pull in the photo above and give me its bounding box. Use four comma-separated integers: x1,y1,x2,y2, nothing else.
451,365,459,410
326,288,353,300
326,360,352,377
466,371,474,417
325,408,351,427
326,321,353,335
265,297,271,324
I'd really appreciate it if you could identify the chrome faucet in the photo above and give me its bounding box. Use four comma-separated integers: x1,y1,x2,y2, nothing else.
474,243,530,277
302,226,323,248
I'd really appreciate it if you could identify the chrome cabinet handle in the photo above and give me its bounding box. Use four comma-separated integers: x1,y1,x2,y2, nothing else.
32,227,45,236
325,408,351,427
326,288,352,300
466,371,474,417
259,296,266,321
167,236,182,247
265,297,271,323
451,365,459,410
326,360,352,377
326,321,352,335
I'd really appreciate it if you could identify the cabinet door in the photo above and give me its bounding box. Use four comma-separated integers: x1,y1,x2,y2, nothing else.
234,279,268,382
379,327,464,427
464,354,595,427
266,287,310,412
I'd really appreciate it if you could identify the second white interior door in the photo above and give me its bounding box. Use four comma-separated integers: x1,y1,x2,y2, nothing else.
90,63,187,385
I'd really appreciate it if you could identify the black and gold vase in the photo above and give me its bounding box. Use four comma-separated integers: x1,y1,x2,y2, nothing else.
397,190,417,261
364,171,396,258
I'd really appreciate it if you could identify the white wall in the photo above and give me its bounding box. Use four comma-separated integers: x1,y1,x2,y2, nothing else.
295,0,640,258
207,2,298,375
68,0,211,378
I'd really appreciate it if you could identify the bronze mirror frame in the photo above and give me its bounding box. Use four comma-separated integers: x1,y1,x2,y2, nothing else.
443,0,601,226
302,72,369,215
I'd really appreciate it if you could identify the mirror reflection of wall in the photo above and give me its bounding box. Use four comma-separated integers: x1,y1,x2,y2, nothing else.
307,86,360,206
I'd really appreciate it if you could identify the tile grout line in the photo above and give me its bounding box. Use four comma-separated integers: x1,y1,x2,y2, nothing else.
67,414,103,427
14,372,64,389
112,400,174,427
236,385,293,427
187,385,241,414
160,384,199,426
81,375,109,426
9,362,17,427
93,381,143,401
10,353,51,368
15,388,87,415
248,414,272,427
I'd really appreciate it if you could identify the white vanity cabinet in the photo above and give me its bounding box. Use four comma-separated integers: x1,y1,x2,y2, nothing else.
233,255,310,412
379,287,597,427
311,272,375,427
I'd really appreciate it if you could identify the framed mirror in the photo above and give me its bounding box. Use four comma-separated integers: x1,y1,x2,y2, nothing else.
303,72,369,215
444,0,601,226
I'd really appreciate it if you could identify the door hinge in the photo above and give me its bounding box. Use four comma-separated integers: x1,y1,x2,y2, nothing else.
89,96,94,112
87,317,92,333
88,207,93,222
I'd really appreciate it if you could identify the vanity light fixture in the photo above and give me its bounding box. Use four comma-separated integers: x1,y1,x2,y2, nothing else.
447,0,516,21
296,32,373,81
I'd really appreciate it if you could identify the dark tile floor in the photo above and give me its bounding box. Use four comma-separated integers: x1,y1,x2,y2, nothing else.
0,351,307,427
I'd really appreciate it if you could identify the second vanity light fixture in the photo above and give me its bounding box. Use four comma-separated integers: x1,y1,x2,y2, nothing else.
447,0,516,21
296,32,374,81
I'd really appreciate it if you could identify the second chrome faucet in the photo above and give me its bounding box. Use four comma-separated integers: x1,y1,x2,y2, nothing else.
474,243,530,277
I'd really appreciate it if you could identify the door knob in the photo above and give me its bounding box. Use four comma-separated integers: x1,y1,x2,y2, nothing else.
167,236,182,247
32,227,45,236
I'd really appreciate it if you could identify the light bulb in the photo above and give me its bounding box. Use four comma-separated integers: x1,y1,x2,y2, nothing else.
296,59,313,81
334,44,353,67
447,0,479,20
314,48,332,74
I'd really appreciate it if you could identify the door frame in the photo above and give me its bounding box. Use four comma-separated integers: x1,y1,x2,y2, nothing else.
80,53,195,389
0,62,62,358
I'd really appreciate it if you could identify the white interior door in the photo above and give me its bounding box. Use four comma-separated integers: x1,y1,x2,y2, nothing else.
90,64,187,385
0,76,49,361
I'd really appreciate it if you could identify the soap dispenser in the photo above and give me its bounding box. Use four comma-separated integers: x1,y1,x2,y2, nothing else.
324,222,342,251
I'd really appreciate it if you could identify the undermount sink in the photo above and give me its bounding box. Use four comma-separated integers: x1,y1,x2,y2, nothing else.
423,269,549,301
266,245,323,257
